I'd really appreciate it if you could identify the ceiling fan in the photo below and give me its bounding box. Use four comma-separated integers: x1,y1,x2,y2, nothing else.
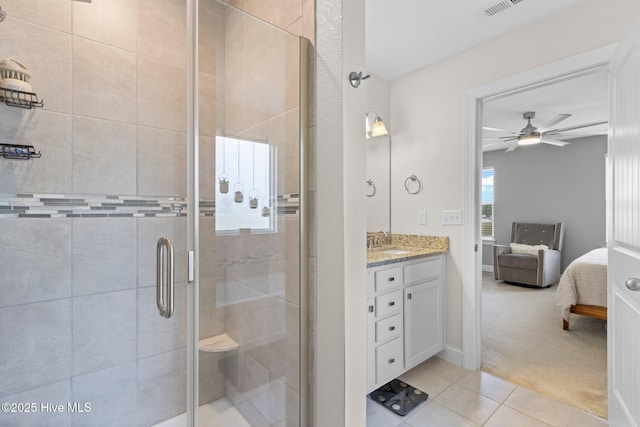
483,111,607,152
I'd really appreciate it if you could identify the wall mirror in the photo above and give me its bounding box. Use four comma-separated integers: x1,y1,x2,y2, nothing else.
366,135,391,233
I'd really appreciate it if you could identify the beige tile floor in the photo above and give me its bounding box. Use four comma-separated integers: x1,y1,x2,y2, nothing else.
367,357,608,427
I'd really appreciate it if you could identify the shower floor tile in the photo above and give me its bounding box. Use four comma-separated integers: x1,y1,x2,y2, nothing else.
152,397,251,427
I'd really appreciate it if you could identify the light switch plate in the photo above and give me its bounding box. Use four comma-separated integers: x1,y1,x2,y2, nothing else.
418,210,426,225
441,210,463,225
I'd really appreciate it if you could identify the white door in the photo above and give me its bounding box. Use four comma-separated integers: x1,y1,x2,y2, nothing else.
404,279,443,370
608,12,640,427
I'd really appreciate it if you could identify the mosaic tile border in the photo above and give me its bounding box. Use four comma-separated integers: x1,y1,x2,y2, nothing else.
0,193,300,218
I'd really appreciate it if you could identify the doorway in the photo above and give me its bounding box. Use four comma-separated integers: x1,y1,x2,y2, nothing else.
462,47,612,418
462,45,615,369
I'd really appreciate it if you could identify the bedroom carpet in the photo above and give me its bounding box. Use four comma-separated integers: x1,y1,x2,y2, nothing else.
481,273,608,418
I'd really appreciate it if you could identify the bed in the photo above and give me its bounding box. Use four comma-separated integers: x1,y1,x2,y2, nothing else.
556,248,608,330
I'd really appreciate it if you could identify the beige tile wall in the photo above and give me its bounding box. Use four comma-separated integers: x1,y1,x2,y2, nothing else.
0,0,223,425
0,0,189,197
228,0,314,45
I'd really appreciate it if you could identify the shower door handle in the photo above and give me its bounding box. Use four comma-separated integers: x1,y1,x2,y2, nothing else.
156,237,175,318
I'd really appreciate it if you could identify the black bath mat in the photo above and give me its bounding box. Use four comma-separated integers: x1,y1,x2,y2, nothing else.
368,378,428,416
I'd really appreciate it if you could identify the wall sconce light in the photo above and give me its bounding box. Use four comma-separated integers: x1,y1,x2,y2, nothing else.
349,71,370,88
366,111,389,139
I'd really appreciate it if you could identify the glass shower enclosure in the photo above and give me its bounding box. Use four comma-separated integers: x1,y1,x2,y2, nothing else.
0,0,308,425
195,1,308,426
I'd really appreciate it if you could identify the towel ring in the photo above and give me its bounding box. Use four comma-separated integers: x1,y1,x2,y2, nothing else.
366,179,376,197
404,175,422,195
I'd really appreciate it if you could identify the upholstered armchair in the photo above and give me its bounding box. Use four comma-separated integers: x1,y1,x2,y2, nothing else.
493,222,565,288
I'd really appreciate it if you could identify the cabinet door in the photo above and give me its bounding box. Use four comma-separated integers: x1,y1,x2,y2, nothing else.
404,278,444,370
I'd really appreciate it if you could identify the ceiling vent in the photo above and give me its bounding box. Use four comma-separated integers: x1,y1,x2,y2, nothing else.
484,0,525,17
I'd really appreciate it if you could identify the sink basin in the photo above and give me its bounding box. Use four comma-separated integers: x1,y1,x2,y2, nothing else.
370,245,420,256
379,249,412,255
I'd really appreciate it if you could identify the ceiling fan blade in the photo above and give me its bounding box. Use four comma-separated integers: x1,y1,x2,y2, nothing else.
545,131,607,139
505,141,519,152
540,137,570,147
483,135,519,141
553,120,608,133
537,114,572,132
483,126,516,133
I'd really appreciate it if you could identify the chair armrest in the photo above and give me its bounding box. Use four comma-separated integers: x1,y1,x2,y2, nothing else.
493,245,511,279
493,244,511,256
537,249,561,286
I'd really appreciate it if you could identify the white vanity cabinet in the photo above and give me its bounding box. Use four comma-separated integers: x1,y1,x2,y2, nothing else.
367,254,445,392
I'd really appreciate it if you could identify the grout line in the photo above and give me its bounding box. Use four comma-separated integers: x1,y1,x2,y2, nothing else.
481,400,502,427
502,383,518,404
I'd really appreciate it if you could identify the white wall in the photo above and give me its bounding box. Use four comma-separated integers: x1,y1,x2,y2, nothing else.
389,0,640,353
366,75,391,127
343,1,368,426
315,0,367,426
314,0,346,423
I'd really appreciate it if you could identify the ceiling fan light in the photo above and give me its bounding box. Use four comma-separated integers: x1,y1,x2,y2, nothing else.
518,133,541,145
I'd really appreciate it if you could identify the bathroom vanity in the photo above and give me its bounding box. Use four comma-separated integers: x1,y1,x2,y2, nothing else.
366,250,445,392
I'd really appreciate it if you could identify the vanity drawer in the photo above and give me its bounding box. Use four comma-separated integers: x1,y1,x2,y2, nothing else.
375,266,403,293
375,338,403,384
375,290,402,318
375,313,402,344
404,256,441,285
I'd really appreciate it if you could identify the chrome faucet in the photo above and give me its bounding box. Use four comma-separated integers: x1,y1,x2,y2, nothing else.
373,231,387,247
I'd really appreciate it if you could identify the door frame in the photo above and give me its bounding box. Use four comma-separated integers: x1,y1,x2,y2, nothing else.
462,44,616,370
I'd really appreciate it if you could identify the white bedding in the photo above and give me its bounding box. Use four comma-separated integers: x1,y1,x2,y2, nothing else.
556,248,608,321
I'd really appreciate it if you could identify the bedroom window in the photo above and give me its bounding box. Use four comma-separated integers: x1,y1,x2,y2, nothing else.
482,167,494,238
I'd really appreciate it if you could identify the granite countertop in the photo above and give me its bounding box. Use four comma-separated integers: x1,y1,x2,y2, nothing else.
366,234,449,268
367,245,446,267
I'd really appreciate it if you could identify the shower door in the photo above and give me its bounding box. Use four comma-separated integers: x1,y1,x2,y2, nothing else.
196,1,307,426
0,1,193,426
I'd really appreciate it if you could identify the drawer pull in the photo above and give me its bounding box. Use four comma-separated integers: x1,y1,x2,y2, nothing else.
389,326,395,331
388,277,395,282
407,293,412,300
388,301,395,307
388,358,395,364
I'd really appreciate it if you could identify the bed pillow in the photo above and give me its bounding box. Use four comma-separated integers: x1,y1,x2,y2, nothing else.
510,243,549,256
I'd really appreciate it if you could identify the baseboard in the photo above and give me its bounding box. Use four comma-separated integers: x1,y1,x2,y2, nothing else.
482,265,494,273
437,345,463,367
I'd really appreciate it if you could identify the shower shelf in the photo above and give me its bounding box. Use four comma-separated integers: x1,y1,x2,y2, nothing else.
1,143,41,160
198,333,239,353
0,87,44,109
